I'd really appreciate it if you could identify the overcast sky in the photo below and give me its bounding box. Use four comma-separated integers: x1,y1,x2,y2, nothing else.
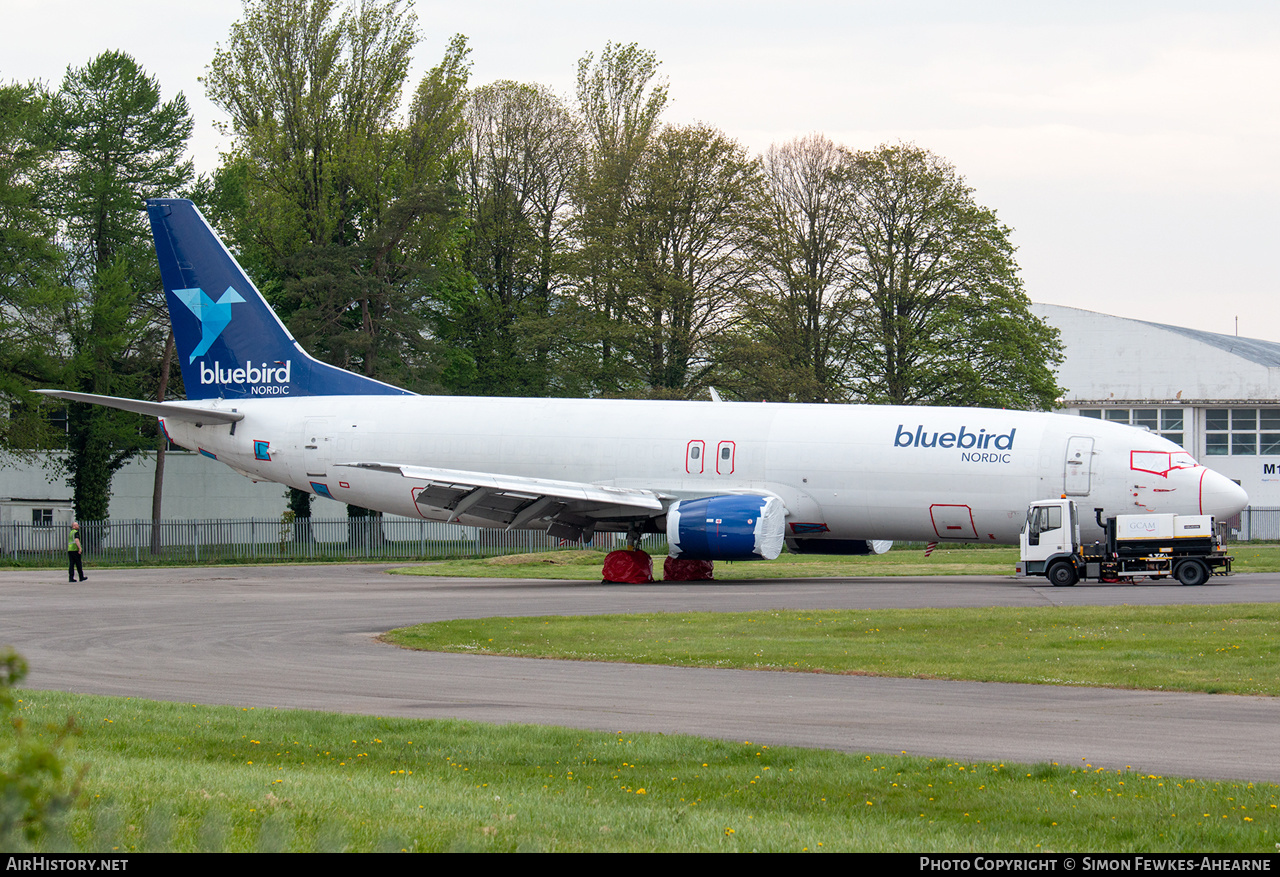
5,0,1278,340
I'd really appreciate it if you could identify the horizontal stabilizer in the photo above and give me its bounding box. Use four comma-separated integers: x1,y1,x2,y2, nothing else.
32,389,244,424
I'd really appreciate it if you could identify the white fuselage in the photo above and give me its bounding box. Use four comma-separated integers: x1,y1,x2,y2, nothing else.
160,396,1247,546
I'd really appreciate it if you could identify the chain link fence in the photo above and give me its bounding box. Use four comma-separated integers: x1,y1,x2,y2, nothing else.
1233,507,1280,541
5,509,1275,567
0,517,633,566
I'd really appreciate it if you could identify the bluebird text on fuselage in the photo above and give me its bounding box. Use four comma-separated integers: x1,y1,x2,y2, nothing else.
894,424,1016,451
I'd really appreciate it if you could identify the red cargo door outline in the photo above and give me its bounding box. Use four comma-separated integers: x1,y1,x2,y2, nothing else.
411,485,430,519
930,503,977,539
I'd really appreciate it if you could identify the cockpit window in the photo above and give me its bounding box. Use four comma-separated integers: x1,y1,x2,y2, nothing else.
1131,450,1200,477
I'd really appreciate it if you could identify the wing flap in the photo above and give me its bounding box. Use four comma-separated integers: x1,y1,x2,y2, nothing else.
338,462,664,530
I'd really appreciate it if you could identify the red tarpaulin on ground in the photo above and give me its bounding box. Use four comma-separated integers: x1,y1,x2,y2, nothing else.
601,549,654,583
662,556,714,581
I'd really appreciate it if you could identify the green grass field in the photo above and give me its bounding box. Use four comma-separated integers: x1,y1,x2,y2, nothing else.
11,690,1278,852
385,603,1280,696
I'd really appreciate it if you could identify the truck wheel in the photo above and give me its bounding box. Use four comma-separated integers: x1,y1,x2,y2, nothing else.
1048,561,1078,587
1175,560,1209,586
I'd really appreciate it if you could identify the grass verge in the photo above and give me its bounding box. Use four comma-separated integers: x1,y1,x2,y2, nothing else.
390,544,1280,579
11,690,1278,852
385,603,1280,696
393,547,1022,579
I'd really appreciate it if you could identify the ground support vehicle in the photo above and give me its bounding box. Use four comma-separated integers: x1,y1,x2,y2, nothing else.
1016,499,1232,586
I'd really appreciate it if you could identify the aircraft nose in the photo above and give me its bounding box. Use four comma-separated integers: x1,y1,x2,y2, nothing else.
1199,469,1248,518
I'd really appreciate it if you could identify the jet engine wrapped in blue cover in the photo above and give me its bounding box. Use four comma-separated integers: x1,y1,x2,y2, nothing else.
666,495,787,561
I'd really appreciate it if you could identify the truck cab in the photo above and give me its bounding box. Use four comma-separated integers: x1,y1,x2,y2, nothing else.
1017,498,1082,585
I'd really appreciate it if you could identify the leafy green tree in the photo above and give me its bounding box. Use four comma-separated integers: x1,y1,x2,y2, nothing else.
625,124,758,397
841,143,1062,409
318,6,465,392
55,52,193,285
207,1,463,393
356,31,470,393
0,84,57,287
0,82,63,456
729,134,859,403
285,486,313,545
59,261,156,521
449,80,580,395
207,0,351,254
570,42,667,395
49,51,193,522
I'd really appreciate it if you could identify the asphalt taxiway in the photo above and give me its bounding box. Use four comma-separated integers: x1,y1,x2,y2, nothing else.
2,565,1278,782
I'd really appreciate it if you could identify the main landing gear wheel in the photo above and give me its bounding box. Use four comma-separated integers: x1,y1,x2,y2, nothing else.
1048,561,1078,587
1175,560,1209,586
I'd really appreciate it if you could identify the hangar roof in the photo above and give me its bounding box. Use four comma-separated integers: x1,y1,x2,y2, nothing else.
1144,322,1280,369
1032,303,1280,403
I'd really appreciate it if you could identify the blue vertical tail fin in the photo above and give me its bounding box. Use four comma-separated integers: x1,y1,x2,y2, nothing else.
146,199,413,400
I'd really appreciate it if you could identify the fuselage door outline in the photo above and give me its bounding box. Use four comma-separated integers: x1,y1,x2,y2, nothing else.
686,440,705,474
1064,436,1095,496
303,417,332,478
716,441,736,475
930,503,978,540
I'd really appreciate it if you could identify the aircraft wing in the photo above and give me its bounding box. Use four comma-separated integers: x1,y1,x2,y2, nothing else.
32,389,245,424
337,462,667,535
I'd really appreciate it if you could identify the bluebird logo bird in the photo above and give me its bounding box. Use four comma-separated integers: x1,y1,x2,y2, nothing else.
174,287,247,363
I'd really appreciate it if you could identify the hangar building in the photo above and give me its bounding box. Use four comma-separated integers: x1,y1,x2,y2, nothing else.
1032,303,1280,511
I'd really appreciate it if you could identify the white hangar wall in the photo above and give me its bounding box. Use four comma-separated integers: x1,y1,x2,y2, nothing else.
0,450,347,522
1033,303,1280,507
